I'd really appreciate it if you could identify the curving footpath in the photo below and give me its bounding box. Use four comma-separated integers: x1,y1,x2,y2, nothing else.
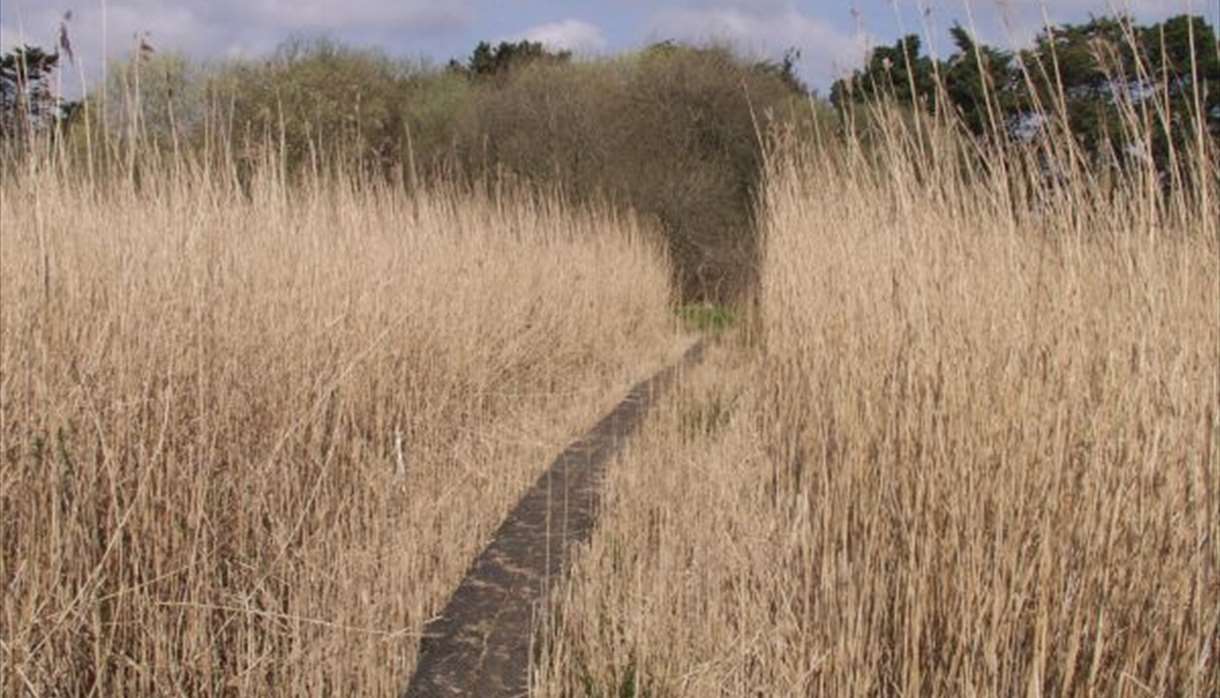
403,339,706,697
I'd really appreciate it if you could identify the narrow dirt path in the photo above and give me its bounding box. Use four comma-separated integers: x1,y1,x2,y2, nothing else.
402,339,706,697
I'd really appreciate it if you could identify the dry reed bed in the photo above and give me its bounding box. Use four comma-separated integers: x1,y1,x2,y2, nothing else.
0,164,680,695
536,130,1218,695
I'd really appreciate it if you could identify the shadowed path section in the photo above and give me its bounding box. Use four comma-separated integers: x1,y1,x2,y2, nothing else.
403,339,706,697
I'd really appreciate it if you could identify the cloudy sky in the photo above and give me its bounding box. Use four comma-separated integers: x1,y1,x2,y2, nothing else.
1,1,1215,92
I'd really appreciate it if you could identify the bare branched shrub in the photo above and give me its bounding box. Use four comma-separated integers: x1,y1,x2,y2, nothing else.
457,44,806,302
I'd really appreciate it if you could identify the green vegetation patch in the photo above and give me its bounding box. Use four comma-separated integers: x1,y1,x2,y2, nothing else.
675,303,737,333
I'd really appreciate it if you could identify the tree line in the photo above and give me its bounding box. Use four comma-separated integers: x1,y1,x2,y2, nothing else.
1,35,810,300
830,14,1219,166
2,12,1215,299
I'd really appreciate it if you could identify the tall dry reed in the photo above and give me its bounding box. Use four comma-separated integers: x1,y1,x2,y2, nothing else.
0,155,680,695
535,79,1219,698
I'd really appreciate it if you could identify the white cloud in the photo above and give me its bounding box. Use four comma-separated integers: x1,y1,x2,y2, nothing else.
0,1,474,62
509,19,608,54
3,0,1210,96
240,0,471,33
666,0,795,15
0,23,21,51
0,0,476,96
649,3,865,87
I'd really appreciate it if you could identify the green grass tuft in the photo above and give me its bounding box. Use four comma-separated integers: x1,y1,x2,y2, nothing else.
675,303,736,333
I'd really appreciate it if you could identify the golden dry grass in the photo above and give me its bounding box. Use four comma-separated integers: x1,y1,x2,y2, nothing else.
0,161,684,695
4,36,1219,697
534,119,1219,696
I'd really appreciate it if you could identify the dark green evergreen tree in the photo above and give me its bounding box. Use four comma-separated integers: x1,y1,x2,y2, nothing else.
830,13,1219,170
830,35,937,108
448,40,571,81
0,45,73,145
942,24,1017,135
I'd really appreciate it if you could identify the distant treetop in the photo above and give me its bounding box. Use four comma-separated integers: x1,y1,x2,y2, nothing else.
448,40,572,80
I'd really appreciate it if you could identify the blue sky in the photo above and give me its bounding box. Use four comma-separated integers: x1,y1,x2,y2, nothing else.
2,1,1216,93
